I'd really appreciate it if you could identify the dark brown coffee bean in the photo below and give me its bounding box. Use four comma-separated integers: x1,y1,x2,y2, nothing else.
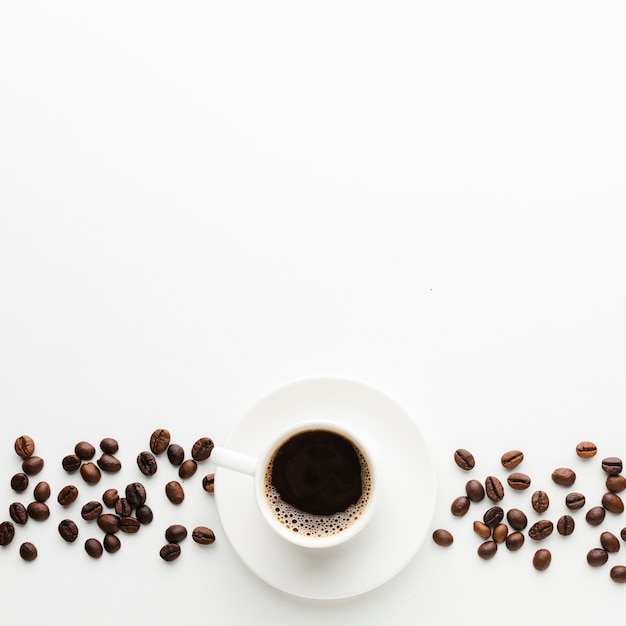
602,457,623,475
192,437,215,462
119,516,140,533
485,476,504,502
33,481,51,502
57,485,79,506
533,549,551,571
602,492,625,514
137,451,158,476
62,454,81,472
493,523,508,544
115,498,132,517
473,521,491,539
80,462,101,484
136,505,153,525
557,515,575,536
81,501,103,521
607,475,626,493
483,506,504,528
551,467,576,487
465,479,484,502
501,450,524,469
165,524,188,543
19,542,38,561
27,501,50,521
202,474,215,494
179,459,198,480
0,521,16,546
100,437,119,454
587,548,609,566
451,496,470,517
586,506,606,526
160,543,181,561
125,483,147,508
192,526,216,545
477,540,497,560
611,565,626,583
22,456,44,476
58,519,79,542
529,520,553,540
454,448,475,470
531,490,550,513
621,527,626,542
97,454,122,473
85,538,103,558
576,441,598,458
601,531,620,553
165,481,184,504
75,441,96,460
150,429,171,455
102,488,119,508
9,503,28,525
103,533,121,553
565,492,586,510
167,444,185,466
97,513,121,534
14,435,35,458
10,473,29,492
432,529,454,547
507,473,531,491
506,531,525,551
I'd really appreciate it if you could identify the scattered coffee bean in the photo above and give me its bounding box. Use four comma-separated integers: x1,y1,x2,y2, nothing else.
80,462,101,484
62,454,81,472
0,521,16,546
587,548,609,567
75,441,96,460
501,450,524,469
507,473,531,491
529,520,553,541
179,459,198,480
165,481,184,505
192,526,216,545
58,519,79,542
533,549,551,571
602,492,625,514
119,516,140,534
137,451,158,476
57,485,79,506
115,498,132,517
601,531,620,553
192,437,215,462
27,501,50,521
97,514,121,534
432,529,454,547
557,515,575,536
485,476,504,502
202,474,215,494
621,527,626,542
102,488,119,508
483,506,504,528
465,479,485,502
507,508,528,531
33,481,51,502
610,565,626,583
22,456,44,476
493,523,508,544
14,435,35,458
602,457,623,475
586,506,606,526
85,538,103,558
103,533,121,553
576,441,598,458
150,429,171,455
473,521,492,539
607,475,626,493
125,482,147,508
165,524,188,543
531,490,550,513
565,492,586,510
477,540,497,560
97,454,122,473
136,505,154,525
167,444,185,466
506,531,525,551
160,543,181,561
10,473,29,492
19,542,38,561
100,437,119,454
551,467,576,487
81,501,103,521
9,503,28,525
451,496,470,517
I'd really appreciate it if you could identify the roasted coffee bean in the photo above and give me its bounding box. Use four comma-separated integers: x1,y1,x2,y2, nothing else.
136,505,153,525
602,492,625,514
621,527,626,542
477,540,497,560
551,467,576,487
192,526,216,545
125,482,147,508
97,454,122,473
179,459,198,480
506,531,525,551
33,481,51,502
202,474,215,494
160,543,181,561
19,542,38,561
607,475,626,493
493,523,508,544
150,429,171,455
454,448,475,471
115,498,132,517
485,476,504,502
501,450,524,469
58,519,79,542
602,457,623,475
587,548,609,567
586,506,606,526
167,444,185,466
102,489,119,508
10,473,29,492
57,485,79,506
137,451,158,476
80,462,101,484
81,501,103,521
529,520,553,540
473,521,492,539
103,533,121,553
75,441,96,460
576,441,598,458
465,479,484,502
531,490,550,513
0,521,16,546
533,549,551,571
100,437,119,454
165,524,188,543
601,531,621,553
22,456,44,476
119,516,140,534
192,437,215,462
97,513,120,534
62,454,81,472
85,538,103,558
9,503,28,525
507,473,531,491
432,529,454,547
451,496,470,517
483,506,504,528
165,481,184,504
557,515,575,536
611,565,626,583
14,435,35,458
565,492,586,510
27,501,50,521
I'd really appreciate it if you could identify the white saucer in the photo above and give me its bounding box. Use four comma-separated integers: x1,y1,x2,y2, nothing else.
214,377,437,600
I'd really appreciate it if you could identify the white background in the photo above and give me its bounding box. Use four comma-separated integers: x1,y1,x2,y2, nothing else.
1,1,626,624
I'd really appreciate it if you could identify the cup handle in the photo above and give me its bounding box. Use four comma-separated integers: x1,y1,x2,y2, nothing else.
211,446,258,476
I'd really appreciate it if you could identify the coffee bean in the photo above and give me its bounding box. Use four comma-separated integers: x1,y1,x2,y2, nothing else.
19,542,38,561
81,501,103,521
533,549,551,571
75,441,96,460
58,519,79,542
192,526,216,545
465,479,484,502
601,531,620,553
473,521,492,539
167,444,185,466
611,565,626,583
119,517,140,534
22,456,44,476
621,527,626,542
551,467,576,487
507,473,531,491
136,505,153,525
115,498,132,517
10,473,29,492
483,506,504,528
531,490,550,513
506,531,525,551
451,496,470,517
493,523,508,544
165,481,184,505
137,451,158,476
602,457,623,475
100,438,119,454
576,441,598,458
150,429,171,455
179,459,198,480
9,503,28,525
102,488,119,508
57,485,79,506
103,533,121,553
454,448,475,471
432,529,454,547
607,475,626,493
33,481,51,502
529,520,553,540
62,454,82,472
160,543,181,561
85,538,103,558
586,506,606,526
192,437,215,462
14,435,35,458
485,476,504,502
501,450,524,469
0,521,16,546
97,514,121,534
27,502,50,521
80,462,101,484
477,540,497,560
602,492,625,514
202,474,215,494
97,454,122,473
587,548,609,567
165,524,188,543
125,482,147,508
565,492,586,510
557,515,575,536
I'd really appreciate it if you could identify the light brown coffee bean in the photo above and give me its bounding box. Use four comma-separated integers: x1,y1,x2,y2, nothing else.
97,513,121,534
485,476,504,502
531,490,550,513
505,531,525,551
80,462,101,484
102,488,120,508
501,450,524,469
601,531,620,553
607,475,626,493
14,436,35,458
454,449,475,471
149,429,171,455
602,492,625,514
473,521,491,539
33,481,51,502
165,481,184,504
576,441,597,458
586,506,606,526
178,459,198,480
477,540,497,560
551,467,576,487
432,529,454,547
451,496,470,517
533,549,551,571
202,474,215,494
492,523,508,544
507,473,531,491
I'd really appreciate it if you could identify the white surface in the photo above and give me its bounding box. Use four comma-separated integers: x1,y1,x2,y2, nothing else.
1,1,626,624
